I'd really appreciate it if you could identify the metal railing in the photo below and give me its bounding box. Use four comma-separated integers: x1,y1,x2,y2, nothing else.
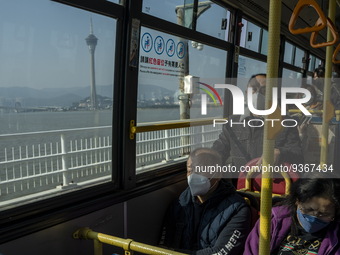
0,123,222,204
136,124,221,171
73,227,188,255
0,126,112,203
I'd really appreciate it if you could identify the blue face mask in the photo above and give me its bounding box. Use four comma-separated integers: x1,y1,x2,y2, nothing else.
187,173,211,196
297,208,330,233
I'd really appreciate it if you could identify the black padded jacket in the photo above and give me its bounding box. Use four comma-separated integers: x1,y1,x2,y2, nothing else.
159,180,251,255
211,115,304,174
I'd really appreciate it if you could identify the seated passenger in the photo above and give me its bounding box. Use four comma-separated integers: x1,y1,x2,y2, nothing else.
313,66,325,94
212,74,303,180
244,174,340,255
159,147,251,255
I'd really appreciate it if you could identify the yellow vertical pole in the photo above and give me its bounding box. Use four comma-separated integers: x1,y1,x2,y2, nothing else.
259,0,281,254
320,0,336,166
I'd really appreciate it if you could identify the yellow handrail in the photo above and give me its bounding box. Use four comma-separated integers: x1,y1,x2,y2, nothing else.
259,0,282,254
288,109,340,121
288,109,323,114
244,166,291,195
73,228,188,255
129,118,226,139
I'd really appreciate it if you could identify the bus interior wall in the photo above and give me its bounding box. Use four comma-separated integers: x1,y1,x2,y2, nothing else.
0,181,187,255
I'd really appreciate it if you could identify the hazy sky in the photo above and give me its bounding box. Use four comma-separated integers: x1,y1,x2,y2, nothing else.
0,0,260,93
0,0,116,89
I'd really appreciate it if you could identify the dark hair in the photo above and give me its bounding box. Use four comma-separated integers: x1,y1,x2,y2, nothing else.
189,148,222,170
285,173,340,220
250,73,266,79
314,66,325,78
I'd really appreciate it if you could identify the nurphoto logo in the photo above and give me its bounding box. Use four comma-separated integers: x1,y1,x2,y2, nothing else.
199,82,312,128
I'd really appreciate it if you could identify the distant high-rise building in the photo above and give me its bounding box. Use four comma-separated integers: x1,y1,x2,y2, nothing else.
85,18,98,110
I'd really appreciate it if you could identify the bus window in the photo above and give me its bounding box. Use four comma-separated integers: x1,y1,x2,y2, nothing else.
282,69,303,88
136,26,227,173
137,27,226,123
284,42,306,69
240,19,262,52
284,42,294,65
196,2,231,42
294,46,305,68
315,57,322,68
237,55,267,92
142,0,193,28
260,29,268,55
309,54,317,72
0,0,117,208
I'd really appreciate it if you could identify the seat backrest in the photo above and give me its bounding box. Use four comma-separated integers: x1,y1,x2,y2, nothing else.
237,157,300,195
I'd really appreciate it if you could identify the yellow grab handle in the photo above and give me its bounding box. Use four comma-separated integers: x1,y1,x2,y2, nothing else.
310,18,339,48
289,0,327,35
245,167,291,195
245,166,260,191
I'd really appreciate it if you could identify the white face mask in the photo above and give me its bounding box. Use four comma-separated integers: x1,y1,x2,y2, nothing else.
187,173,211,196
251,92,266,111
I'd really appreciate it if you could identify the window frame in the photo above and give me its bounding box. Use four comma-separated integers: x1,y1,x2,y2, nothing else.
0,0,125,243
135,1,234,182
239,16,269,56
0,1,235,244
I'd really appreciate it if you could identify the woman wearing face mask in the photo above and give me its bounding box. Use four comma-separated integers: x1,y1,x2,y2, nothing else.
243,173,340,255
159,148,251,255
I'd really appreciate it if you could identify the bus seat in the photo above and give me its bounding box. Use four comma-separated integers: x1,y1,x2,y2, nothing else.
236,157,299,195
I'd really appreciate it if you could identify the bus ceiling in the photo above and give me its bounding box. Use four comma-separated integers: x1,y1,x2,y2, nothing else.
221,0,340,54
